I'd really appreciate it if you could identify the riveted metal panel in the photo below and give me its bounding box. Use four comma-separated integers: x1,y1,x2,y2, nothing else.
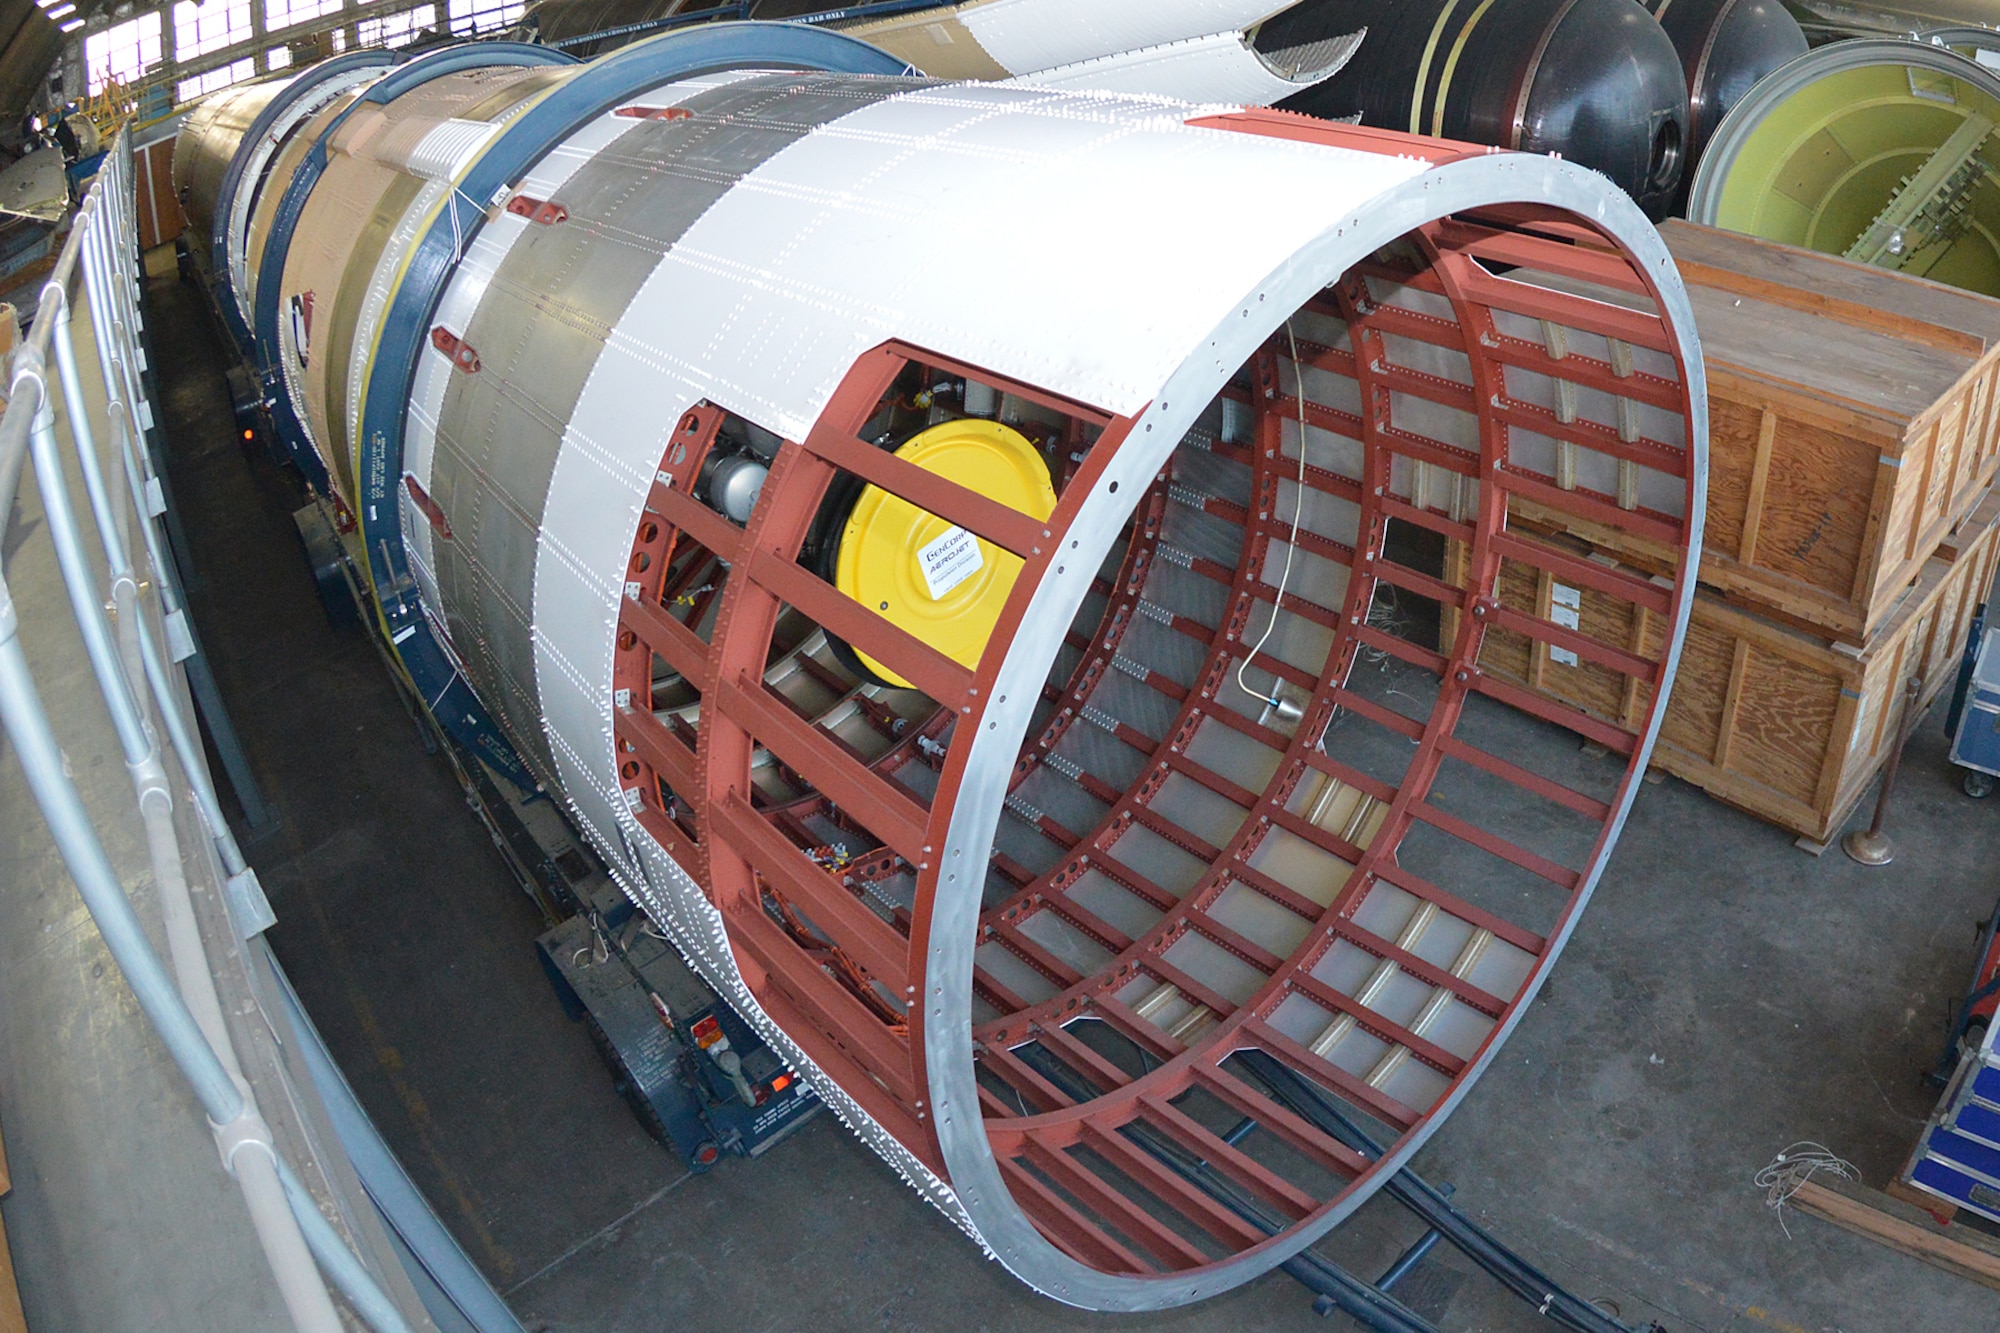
175,77,298,244
277,65,571,496
244,96,354,329
427,71,917,785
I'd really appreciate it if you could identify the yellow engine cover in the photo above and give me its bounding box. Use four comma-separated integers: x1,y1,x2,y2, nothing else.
834,419,1057,689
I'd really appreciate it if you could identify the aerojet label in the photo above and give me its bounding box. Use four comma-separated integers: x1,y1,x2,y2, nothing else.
918,526,982,600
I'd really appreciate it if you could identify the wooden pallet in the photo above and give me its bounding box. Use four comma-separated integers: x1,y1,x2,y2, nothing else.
1793,1175,2000,1294
1442,494,2000,842
1547,222,2000,646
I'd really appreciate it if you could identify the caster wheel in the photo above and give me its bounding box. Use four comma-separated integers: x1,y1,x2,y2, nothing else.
1964,770,1995,799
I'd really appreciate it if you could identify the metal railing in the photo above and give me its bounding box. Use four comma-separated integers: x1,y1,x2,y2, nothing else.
0,125,417,1333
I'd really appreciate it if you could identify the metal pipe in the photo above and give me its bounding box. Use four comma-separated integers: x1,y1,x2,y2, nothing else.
49,275,134,584
79,157,265,855
36,157,346,1333
0,226,90,543
278,1159,418,1333
240,1149,348,1333
1844,673,1926,865
79,219,251,878
23,345,153,766
0,572,243,1122
134,762,344,1333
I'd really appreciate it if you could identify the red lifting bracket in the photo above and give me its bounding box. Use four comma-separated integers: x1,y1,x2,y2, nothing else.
430,326,481,374
403,473,453,540
505,193,568,225
614,105,693,121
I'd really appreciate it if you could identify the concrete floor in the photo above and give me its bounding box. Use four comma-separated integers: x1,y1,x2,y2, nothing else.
147,254,2000,1332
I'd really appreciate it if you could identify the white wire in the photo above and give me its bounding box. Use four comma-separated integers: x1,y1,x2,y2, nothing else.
1753,1141,1856,1237
1235,319,1312,710
448,187,482,263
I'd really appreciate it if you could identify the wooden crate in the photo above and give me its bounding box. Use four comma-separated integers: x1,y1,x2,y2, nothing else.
1534,222,2000,645
1443,495,2000,842
133,136,183,252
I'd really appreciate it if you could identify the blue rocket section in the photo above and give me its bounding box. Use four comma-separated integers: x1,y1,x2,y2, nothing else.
249,42,575,793
344,26,908,798
208,50,403,357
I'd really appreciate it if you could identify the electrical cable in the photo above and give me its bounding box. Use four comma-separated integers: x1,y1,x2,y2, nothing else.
1236,320,1312,713
1753,1141,1855,1236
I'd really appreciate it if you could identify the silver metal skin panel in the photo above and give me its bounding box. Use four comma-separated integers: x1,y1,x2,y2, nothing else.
185,54,1706,1311
1003,27,1363,105
241,97,358,335
838,0,1300,78
273,64,572,498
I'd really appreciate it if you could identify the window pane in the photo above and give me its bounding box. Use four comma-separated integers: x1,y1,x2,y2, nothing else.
173,0,253,61
177,56,255,103
264,0,344,32
447,0,522,35
83,12,163,95
357,3,435,47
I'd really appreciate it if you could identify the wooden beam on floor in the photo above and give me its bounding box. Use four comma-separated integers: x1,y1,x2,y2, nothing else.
1792,1176,2000,1294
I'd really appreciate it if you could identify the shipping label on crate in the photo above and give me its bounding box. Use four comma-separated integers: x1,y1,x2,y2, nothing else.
1548,583,1582,668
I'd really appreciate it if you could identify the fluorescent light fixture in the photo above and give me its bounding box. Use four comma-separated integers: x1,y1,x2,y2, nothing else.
33,0,55,9
59,18,82,30
47,4,75,16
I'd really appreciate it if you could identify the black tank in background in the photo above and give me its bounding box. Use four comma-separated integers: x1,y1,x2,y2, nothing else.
1644,0,1808,213
1260,0,1691,219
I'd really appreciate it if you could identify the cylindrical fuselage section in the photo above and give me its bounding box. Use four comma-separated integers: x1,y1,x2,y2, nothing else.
275,64,571,501
1263,0,1692,218
182,32,1707,1310
174,76,299,245
1690,40,2000,297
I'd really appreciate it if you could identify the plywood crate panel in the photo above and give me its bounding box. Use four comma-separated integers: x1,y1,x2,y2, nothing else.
134,136,183,251
1443,496,2000,841
1540,222,2000,644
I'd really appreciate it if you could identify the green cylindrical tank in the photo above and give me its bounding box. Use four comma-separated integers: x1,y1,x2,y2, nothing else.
1689,39,2000,296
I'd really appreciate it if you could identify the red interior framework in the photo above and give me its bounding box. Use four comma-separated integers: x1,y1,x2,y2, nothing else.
610,205,1699,1274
